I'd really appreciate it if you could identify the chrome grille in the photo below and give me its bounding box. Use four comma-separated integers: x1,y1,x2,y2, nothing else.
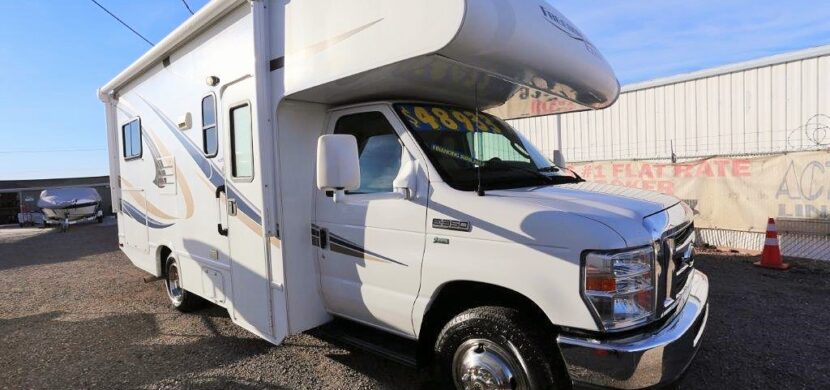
670,223,695,300
657,222,695,317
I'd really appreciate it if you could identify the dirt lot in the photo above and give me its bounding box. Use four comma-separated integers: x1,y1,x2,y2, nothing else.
1,223,828,389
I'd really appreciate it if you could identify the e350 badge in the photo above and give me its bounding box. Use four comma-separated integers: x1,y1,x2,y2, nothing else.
432,218,472,232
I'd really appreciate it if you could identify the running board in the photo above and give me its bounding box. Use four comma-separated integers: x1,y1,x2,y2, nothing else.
312,318,418,368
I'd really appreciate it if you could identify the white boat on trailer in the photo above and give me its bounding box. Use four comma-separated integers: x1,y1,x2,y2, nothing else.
38,187,103,231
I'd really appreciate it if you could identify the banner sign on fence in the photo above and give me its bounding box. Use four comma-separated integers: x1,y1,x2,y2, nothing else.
569,151,830,232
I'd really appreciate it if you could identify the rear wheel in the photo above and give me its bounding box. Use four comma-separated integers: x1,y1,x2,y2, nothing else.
435,306,561,390
164,256,204,312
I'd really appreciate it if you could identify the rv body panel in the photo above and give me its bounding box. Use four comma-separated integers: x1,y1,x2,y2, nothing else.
283,0,466,98
104,2,286,343
284,0,617,119
275,100,332,335
439,0,620,112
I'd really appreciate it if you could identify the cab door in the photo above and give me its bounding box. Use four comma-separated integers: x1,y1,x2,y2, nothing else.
219,77,275,340
313,105,428,335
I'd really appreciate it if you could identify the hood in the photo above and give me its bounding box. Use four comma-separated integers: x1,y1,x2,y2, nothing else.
489,182,680,246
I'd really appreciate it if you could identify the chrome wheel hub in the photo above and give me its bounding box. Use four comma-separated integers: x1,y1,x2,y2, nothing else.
166,263,183,304
453,339,528,390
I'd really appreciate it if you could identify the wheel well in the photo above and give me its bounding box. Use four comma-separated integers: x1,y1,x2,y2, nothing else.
157,246,172,277
416,281,556,366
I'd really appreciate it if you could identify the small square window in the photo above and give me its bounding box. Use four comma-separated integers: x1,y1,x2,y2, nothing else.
202,95,218,157
122,119,142,160
230,104,253,179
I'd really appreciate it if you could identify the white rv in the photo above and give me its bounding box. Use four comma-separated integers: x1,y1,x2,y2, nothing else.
99,1,709,388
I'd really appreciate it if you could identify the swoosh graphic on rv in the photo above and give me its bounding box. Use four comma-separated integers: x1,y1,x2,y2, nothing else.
115,105,167,189
138,96,262,226
116,103,195,219
289,18,383,60
120,177,177,220
311,225,407,266
122,201,173,229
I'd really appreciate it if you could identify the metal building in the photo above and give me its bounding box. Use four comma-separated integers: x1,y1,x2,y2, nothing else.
510,45,830,260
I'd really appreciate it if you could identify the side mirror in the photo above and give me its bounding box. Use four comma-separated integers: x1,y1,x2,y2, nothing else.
393,152,417,200
317,134,360,201
552,150,567,167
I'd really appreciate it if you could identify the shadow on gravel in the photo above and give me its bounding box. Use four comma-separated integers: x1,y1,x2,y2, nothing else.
0,310,274,389
0,224,117,271
154,375,292,389
324,351,430,390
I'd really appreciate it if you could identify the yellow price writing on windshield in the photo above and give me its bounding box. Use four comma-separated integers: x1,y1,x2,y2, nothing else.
398,104,501,133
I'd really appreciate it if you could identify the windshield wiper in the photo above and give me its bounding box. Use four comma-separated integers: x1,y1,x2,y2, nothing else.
484,160,586,187
483,160,556,183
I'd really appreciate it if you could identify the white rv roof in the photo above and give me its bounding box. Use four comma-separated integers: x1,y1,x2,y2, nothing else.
285,0,620,118
98,0,246,98
100,0,620,119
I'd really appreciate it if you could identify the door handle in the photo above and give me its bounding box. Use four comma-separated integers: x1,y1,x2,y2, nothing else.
227,199,238,216
319,228,328,249
216,185,228,236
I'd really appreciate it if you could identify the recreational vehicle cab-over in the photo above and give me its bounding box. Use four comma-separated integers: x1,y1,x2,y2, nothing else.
100,1,709,388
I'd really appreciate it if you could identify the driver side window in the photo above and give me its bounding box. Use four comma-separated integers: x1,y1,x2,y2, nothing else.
334,112,402,194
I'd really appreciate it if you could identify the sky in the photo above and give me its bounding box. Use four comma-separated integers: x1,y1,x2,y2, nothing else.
1,0,829,180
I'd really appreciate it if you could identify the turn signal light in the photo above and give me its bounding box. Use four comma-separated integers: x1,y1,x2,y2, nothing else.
585,275,616,292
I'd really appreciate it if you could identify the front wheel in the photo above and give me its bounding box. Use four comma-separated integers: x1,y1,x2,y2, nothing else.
435,306,562,390
164,256,204,312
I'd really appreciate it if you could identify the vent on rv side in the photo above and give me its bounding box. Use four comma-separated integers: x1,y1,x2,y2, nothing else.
177,112,192,130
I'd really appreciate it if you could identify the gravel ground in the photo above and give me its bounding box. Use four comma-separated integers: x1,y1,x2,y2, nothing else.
1,223,828,389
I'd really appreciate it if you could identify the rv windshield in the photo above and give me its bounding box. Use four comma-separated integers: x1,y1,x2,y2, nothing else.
395,103,579,191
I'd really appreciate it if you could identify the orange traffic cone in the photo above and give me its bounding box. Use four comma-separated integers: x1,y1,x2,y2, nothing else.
754,218,790,270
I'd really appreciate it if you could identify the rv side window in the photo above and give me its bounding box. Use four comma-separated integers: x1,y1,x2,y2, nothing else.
202,95,218,157
333,112,402,194
122,119,142,160
229,104,254,179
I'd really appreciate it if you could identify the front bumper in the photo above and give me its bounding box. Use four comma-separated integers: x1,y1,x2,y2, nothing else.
557,270,709,389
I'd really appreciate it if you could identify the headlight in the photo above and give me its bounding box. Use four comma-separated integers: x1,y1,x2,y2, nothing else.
582,246,656,331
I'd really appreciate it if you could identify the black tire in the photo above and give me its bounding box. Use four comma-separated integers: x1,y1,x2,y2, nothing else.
97,216,104,223
434,306,562,390
163,256,205,312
